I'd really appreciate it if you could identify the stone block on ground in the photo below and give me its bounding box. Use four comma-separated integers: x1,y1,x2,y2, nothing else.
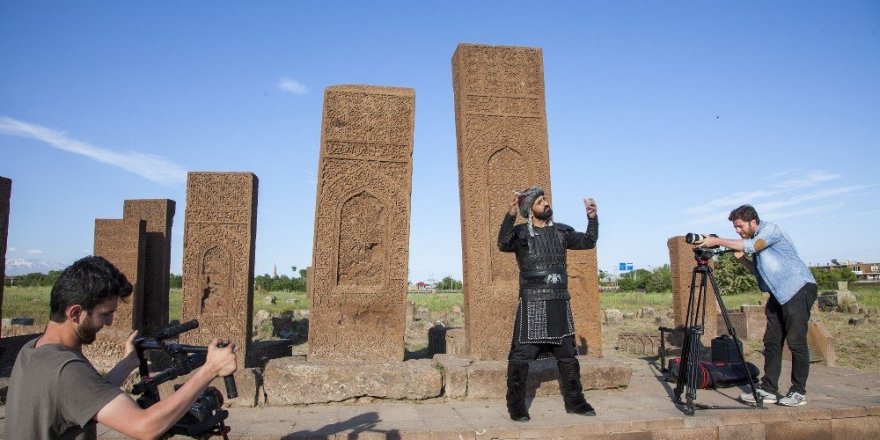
262,358,442,405
433,354,471,399
465,356,631,399
445,328,468,356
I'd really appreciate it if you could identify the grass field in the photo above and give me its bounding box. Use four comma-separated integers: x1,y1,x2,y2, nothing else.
5,285,880,373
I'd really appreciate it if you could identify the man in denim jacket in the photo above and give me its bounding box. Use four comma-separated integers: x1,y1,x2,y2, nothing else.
699,204,817,407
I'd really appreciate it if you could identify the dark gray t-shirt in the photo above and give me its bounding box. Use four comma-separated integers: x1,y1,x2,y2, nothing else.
3,337,123,440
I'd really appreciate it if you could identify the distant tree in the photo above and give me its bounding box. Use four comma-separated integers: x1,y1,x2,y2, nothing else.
644,265,672,293
169,273,182,289
618,268,651,291
437,276,462,291
810,266,856,289
11,271,61,287
713,253,758,295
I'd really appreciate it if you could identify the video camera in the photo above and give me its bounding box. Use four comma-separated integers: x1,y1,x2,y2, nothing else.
131,320,237,439
685,233,732,261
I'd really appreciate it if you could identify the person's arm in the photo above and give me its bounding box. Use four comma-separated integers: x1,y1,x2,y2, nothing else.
736,253,757,275
104,330,140,387
700,236,745,251
497,194,519,252
95,340,236,440
565,198,599,250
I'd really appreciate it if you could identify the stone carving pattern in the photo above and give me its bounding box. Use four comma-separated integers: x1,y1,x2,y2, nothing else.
309,86,414,361
123,199,175,330
181,173,257,368
568,249,603,358
0,177,10,338
453,44,557,360
94,219,146,331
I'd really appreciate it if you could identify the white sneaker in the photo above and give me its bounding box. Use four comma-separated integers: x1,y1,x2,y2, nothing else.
739,387,778,404
778,391,807,407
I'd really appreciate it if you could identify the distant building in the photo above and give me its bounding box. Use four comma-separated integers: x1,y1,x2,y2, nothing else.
812,261,880,282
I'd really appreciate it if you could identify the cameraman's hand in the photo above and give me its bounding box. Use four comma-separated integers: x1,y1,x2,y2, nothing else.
699,236,720,248
584,198,597,219
205,339,237,378
123,330,139,358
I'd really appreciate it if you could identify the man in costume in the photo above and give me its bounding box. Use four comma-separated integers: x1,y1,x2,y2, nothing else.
497,186,599,421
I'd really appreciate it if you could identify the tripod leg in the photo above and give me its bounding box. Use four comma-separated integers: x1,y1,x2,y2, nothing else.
707,267,763,408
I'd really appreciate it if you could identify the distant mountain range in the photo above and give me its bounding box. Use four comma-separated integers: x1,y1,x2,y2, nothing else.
4,257,67,276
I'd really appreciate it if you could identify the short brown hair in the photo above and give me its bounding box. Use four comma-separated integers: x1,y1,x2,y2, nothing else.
728,204,760,224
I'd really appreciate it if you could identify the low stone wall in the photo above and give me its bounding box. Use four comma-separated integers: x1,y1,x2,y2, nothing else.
239,354,632,406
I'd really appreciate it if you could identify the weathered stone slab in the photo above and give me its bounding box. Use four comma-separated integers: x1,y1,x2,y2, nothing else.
765,419,832,440
455,43,602,361
262,358,442,404
465,357,631,399
570,249,603,357
445,328,468,356
0,177,9,340
433,354,471,399
123,199,175,331
94,218,146,330
180,172,258,368
668,236,719,346
308,85,415,361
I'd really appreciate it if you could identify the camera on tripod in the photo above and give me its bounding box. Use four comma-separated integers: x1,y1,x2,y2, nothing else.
131,320,237,439
685,233,728,261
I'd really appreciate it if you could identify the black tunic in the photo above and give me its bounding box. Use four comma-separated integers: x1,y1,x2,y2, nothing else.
497,213,598,345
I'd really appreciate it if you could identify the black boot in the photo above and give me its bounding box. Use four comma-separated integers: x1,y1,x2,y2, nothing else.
557,359,596,416
506,361,531,422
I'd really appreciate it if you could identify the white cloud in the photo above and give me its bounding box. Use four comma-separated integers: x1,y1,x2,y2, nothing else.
0,116,187,186
683,171,868,226
8,247,16,252
26,249,43,255
277,78,308,95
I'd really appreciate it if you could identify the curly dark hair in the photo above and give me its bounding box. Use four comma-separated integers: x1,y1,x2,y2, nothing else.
49,256,133,323
728,204,760,224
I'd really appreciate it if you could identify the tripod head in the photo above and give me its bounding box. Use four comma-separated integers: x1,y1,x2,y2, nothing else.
692,247,733,265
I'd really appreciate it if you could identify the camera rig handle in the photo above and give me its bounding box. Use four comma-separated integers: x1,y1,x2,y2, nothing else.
216,342,238,399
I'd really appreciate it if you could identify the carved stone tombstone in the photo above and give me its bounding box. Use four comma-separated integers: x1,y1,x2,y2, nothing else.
569,251,603,358
94,218,146,330
308,85,414,361
124,199,175,330
181,172,257,368
668,236,719,346
453,43,602,360
0,177,10,338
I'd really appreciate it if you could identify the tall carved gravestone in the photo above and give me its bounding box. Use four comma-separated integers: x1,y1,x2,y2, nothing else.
124,199,176,330
668,236,719,346
453,43,600,360
94,219,146,330
569,251,603,358
181,173,257,368
0,177,10,339
308,85,415,361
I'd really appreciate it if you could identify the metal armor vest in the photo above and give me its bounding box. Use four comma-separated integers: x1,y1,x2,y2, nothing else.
516,224,570,301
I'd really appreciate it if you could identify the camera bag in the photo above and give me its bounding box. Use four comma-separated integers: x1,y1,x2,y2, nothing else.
711,334,743,363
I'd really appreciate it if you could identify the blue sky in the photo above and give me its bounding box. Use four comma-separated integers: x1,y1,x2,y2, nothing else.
1,1,878,282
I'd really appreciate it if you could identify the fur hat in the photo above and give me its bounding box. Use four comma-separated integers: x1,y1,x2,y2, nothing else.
516,185,552,237
517,186,545,218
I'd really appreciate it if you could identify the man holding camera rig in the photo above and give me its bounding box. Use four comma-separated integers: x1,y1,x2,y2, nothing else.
698,204,817,407
4,256,237,440
497,186,598,421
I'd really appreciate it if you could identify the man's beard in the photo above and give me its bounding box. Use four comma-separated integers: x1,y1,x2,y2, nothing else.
535,207,553,221
75,325,98,345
